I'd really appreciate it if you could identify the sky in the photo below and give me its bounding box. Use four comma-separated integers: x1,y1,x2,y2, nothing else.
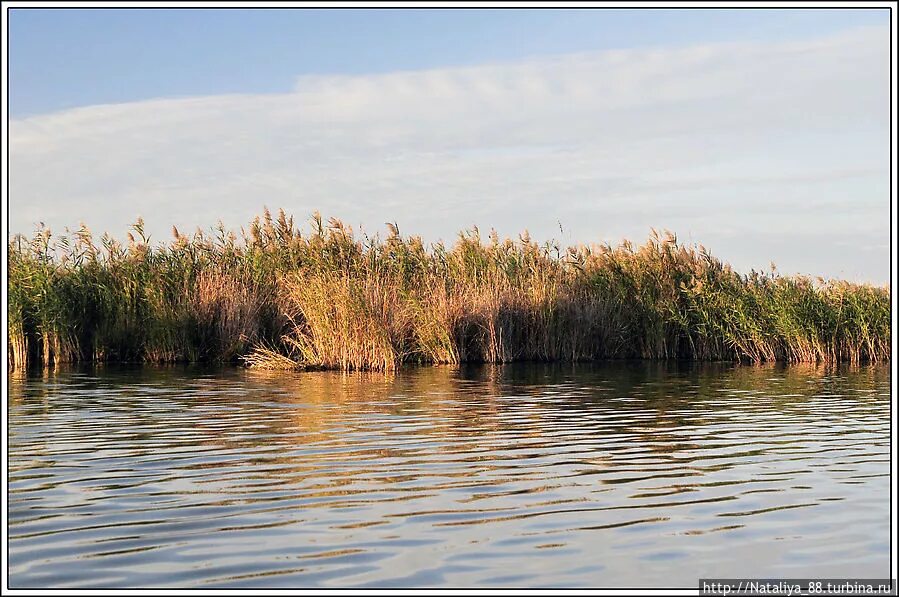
7,8,893,283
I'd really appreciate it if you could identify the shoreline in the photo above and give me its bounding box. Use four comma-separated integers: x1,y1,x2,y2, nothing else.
9,210,891,372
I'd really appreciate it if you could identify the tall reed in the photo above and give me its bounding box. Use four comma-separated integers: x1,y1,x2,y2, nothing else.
7,211,891,371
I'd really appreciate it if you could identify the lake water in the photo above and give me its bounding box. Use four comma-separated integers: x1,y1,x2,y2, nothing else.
7,362,891,588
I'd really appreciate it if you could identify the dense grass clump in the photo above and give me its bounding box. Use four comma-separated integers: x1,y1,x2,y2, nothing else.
7,210,891,371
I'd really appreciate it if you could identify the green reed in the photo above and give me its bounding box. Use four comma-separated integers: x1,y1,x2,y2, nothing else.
7,210,891,371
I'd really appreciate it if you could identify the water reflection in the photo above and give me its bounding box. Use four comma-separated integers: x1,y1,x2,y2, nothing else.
8,362,890,588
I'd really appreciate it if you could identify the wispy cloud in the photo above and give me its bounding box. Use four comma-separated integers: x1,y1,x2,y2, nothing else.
8,25,890,282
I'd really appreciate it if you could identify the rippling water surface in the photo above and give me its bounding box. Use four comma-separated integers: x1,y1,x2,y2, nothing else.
8,362,891,588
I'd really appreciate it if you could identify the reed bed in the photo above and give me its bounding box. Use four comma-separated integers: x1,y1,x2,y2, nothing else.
7,210,891,371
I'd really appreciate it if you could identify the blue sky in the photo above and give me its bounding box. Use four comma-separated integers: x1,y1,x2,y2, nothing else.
8,8,893,282
10,8,889,117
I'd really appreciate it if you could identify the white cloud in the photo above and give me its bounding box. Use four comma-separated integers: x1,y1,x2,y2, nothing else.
8,25,891,282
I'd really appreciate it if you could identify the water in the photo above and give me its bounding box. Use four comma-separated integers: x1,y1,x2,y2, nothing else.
7,362,891,588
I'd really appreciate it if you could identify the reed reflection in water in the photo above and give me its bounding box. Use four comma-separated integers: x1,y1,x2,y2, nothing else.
8,362,890,588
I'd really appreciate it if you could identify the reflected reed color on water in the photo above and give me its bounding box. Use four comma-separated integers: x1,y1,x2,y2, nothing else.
7,362,891,588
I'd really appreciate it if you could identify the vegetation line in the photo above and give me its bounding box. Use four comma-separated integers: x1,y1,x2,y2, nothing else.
8,209,890,371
